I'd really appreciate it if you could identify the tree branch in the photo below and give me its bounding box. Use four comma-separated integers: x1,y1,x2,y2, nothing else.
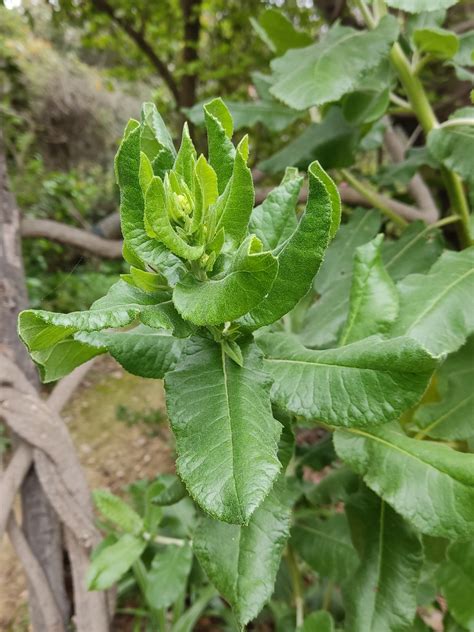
89,0,181,105
21,217,123,258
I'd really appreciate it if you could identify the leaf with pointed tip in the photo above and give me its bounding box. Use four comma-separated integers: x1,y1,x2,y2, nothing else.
292,512,358,582
93,489,143,535
391,247,474,356
165,338,281,524
413,27,459,59
145,545,193,610
269,16,399,110
250,8,312,55
150,474,186,506
438,541,474,631
174,123,197,190
413,336,474,440
427,107,474,184
144,176,203,261
173,235,278,326
204,98,235,193
140,102,176,161
386,0,458,12
344,487,423,632
381,221,444,282
193,478,291,626
259,334,437,427
249,167,302,251
214,137,254,247
339,235,398,345
87,534,146,591
78,326,184,379
334,424,474,539
115,122,185,285
239,162,333,330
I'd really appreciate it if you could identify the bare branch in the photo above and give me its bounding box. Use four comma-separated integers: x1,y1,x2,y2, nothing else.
21,218,123,258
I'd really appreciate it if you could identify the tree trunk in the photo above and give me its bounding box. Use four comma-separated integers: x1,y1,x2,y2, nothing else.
179,0,203,108
0,131,69,630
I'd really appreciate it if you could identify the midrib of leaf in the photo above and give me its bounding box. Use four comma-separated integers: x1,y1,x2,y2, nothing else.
296,523,355,552
266,356,413,376
339,263,373,346
418,392,474,436
405,267,474,333
384,225,431,271
337,210,378,264
313,31,365,85
221,343,244,523
344,427,470,484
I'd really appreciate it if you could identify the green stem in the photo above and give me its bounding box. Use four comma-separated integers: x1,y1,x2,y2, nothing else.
322,580,334,611
286,545,304,628
340,169,408,228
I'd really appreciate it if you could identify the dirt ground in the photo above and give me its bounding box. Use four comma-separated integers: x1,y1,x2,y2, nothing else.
0,356,174,631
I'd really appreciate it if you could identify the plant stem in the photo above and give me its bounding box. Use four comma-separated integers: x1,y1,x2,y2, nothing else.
429,214,461,229
322,580,334,611
286,545,304,628
339,169,408,228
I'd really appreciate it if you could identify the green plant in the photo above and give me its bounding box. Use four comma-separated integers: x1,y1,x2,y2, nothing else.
18,70,474,632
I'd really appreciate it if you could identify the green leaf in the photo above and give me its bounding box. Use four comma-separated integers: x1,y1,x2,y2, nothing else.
269,16,399,110
391,247,474,356
171,585,218,632
381,221,444,282
413,336,474,440
300,611,334,632
145,544,193,610
344,487,423,632
140,102,176,161
259,334,437,427
173,235,278,326
385,0,458,12
78,326,184,379
93,489,143,534
413,27,459,59
150,474,187,506
305,466,359,506
204,98,235,194
334,424,474,539
165,338,281,524
185,99,300,133
259,107,360,173
377,147,439,188
251,8,312,54
438,541,474,631
115,121,185,285
427,107,474,183
27,339,103,383
145,175,203,261
292,512,358,582
239,161,333,330
193,478,291,627
214,137,255,247
339,235,398,345
173,123,197,190
249,167,302,251
452,31,474,81
86,534,146,591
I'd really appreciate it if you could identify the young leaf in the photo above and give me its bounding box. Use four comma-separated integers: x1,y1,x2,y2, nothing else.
334,424,474,539
204,98,235,193
115,121,185,285
193,478,291,627
145,544,193,610
427,107,474,183
173,123,197,190
78,326,184,379
438,540,474,631
165,338,281,524
413,336,474,440
391,247,474,356
173,235,278,326
344,487,423,632
140,102,176,161
239,161,333,330
145,176,203,261
86,534,146,591
259,333,437,427
249,167,302,251
150,474,187,506
292,512,358,582
269,16,399,110
93,489,143,535
214,136,255,247
339,235,398,345
413,27,459,59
